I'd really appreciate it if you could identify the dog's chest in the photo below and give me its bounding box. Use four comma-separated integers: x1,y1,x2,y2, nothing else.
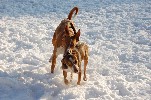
56,46,65,55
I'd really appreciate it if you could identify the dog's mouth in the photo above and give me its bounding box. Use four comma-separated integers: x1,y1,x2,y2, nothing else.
72,64,79,73
62,63,79,73
62,63,68,69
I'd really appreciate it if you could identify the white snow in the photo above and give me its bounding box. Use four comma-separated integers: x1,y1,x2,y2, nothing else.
0,0,151,100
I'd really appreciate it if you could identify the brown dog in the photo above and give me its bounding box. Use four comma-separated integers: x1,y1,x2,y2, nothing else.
49,7,80,73
61,42,88,85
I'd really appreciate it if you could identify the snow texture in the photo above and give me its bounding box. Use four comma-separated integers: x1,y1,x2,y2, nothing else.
0,0,151,100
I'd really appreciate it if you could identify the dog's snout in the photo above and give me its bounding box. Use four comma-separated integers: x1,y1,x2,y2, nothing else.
73,65,79,73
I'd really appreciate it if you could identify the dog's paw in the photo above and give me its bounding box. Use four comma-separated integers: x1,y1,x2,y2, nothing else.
64,79,69,85
83,77,87,81
51,68,54,73
77,81,80,85
51,70,54,73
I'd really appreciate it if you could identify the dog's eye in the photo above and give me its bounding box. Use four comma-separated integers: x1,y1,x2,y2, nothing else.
68,60,71,64
70,43,74,47
61,59,64,63
74,60,77,64
63,35,66,38
67,61,72,66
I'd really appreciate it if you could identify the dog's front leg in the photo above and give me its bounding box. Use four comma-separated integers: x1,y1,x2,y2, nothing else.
77,71,81,85
83,48,88,81
63,71,69,85
51,48,57,73
83,59,88,81
77,63,82,85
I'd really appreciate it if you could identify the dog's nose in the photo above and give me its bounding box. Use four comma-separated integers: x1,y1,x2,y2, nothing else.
67,49,72,54
74,68,78,73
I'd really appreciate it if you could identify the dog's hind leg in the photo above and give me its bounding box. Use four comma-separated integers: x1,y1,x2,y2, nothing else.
77,71,81,85
83,59,88,81
51,47,57,73
83,48,88,81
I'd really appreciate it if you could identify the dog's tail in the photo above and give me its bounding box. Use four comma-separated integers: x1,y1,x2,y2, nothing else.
67,7,78,20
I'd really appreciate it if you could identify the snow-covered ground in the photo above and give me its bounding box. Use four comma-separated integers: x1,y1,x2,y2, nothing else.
0,0,151,100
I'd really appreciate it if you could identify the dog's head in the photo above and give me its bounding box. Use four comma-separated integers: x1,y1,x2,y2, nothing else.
61,54,79,73
63,23,80,55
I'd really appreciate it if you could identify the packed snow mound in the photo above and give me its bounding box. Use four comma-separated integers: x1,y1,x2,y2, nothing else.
0,0,151,100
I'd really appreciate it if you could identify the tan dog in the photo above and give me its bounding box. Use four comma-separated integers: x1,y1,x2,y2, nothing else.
61,42,88,85
49,7,80,73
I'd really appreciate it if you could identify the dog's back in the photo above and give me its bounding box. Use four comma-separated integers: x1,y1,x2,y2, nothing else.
52,19,74,47
73,42,88,62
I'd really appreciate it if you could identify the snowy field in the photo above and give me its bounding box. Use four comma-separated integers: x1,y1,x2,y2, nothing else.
0,0,151,100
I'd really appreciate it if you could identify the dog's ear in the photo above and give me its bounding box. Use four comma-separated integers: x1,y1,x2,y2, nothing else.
61,58,66,65
65,25,69,35
61,59,63,63
75,29,80,41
